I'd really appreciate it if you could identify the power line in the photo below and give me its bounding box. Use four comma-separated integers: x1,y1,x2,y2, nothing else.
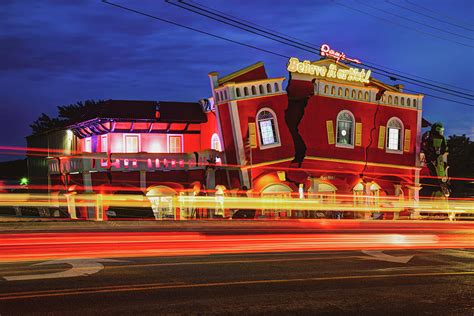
101,0,288,59
405,0,474,29
404,88,474,107
356,0,474,41
169,0,474,100
190,0,474,94
102,1,473,107
333,1,474,48
386,0,474,32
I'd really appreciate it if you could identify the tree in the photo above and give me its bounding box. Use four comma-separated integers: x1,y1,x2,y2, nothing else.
30,100,104,135
447,134,474,198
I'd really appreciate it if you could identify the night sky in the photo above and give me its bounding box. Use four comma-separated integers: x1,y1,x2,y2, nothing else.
1,0,473,160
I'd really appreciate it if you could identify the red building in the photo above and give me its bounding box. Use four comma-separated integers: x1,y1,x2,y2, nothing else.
28,49,424,220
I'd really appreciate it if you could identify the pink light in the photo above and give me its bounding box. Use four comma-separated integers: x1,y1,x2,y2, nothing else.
155,158,160,168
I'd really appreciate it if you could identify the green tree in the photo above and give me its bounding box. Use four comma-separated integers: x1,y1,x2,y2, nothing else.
30,100,104,134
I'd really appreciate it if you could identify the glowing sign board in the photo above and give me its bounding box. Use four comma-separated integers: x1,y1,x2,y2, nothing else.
320,44,361,64
287,57,371,84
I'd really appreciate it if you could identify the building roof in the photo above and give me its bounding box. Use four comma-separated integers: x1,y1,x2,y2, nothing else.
82,100,207,123
217,61,268,86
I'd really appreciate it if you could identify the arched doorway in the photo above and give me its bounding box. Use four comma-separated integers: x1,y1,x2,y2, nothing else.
146,185,178,220
261,183,293,218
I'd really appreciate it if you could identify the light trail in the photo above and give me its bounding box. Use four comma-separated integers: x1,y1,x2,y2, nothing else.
0,193,473,217
0,225,473,262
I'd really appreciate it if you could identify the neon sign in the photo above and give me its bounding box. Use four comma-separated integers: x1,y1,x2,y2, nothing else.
320,44,361,64
287,57,371,84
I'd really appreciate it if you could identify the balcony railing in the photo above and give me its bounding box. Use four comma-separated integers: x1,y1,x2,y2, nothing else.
47,150,222,175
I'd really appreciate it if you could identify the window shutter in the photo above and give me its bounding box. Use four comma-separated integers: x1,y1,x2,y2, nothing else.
404,129,411,152
355,122,362,146
248,123,257,148
378,126,386,149
326,120,335,145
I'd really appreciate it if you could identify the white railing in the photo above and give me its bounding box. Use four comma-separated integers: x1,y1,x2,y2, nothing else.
214,77,286,104
48,150,222,175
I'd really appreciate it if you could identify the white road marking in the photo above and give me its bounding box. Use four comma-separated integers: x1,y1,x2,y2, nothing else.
3,258,127,281
361,250,414,264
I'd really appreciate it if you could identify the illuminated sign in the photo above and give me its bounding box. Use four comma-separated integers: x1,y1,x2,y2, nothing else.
287,57,371,84
320,44,361,64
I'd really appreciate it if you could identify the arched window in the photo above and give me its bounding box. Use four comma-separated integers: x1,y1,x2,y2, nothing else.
331,86,335,95
324,85,329,94
413,99,417,107
259,85,264,94
364,92,369,101
274,83,279,92
236,88,241,97
251,86,257,95
224,90,228,100
357,91,362,100
244,87,249,96
215,93,220,102
386,117,403,152
400,97,404,106
382,95,386,102
336,110,355,148
211,133,222,152
388,95,393,104
256,108,280,149
394,96,399,105
351,90,356,98
345,89,349,97
266,83,272,93
407,98,411,107
338,87,343,96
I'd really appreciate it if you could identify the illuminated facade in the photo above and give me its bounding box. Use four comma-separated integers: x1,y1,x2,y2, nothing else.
27,47,424,220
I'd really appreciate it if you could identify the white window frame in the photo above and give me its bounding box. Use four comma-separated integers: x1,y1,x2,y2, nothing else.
256,108,281,150
211,133,222,152
386,117,404,154
84,137,92,153
123,134,141,153
100,134,108,153
167,134,183,153
335,110,355,149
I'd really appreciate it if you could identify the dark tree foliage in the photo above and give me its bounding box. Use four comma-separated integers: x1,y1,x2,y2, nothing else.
447,134,474,178
30,100,104,134
447,134,474,198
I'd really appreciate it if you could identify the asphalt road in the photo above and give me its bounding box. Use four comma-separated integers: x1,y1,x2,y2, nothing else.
0,248,473,315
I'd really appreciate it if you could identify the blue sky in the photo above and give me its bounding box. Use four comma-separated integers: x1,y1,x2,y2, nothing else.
0,0,473,160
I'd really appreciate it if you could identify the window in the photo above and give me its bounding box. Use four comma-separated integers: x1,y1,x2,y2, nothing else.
244,87,249,96
223,90,228,100
407,98,411,107
338,88,342,96
259,85,264,94
236,88,241,97
336,110,354,148
345,89,349,97
266,83,272,93
211,133,222,152
84,137,92,153
124,134,140,153
324,85,329,94
100,135,108,153
351,90,356,98
331,86,335,95
364,92,369,101
251,86,257,95
394,96,399,105
168,135,182,153
388,95,392,104
386,118,403,152
274,83,279,92
257,108,280,148
357,91,362,100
